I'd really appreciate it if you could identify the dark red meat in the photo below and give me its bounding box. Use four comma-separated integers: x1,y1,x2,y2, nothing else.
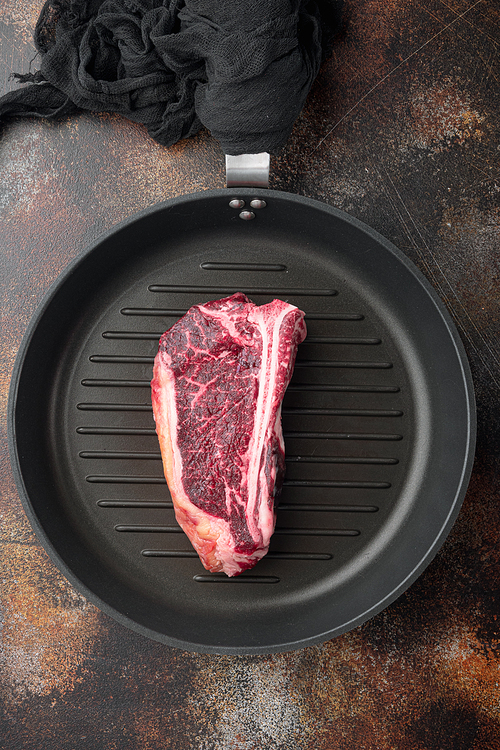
151,293,307,576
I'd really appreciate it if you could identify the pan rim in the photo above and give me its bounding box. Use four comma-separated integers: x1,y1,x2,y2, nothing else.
7,188,477,654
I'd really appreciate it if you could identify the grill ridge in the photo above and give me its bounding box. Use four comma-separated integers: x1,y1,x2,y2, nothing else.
120,308,364,321
88,355,394,368
86,476,393,489
82,451,398,465
100,331,382,345
114,524,360,537
80,379,400,395
200,262,288,271
148,285,337,296
76,402,402,418
142,550,332,561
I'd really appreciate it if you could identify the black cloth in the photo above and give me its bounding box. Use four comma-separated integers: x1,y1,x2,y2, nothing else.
0,0,343,154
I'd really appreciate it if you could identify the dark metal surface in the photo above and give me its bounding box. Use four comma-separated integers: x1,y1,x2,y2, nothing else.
1,0,499,745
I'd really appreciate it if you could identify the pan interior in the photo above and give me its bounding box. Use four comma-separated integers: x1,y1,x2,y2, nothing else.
10,189,475,654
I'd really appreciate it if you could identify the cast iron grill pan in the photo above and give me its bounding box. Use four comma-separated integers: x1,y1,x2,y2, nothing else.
9,189,476,654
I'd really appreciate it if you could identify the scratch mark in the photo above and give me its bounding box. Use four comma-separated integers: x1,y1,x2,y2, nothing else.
461,157,496,182
374,168,418,252
476,45,500,89
379,165,500,389
436,0,500,48
311,0,486,154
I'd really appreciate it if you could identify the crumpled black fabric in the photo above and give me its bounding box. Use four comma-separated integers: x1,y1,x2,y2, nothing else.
0,0,343,154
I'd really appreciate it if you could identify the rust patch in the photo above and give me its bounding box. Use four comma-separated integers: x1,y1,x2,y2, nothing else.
407,78,486,152
431,624,500,721
438,205,500,319
182,655,303,750
328,0,417,88
84,113,224,221
0,0,39,46
129,653,306,750
0,542,103,706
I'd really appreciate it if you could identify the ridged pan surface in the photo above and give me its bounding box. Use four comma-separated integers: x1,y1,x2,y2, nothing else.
8,189,476,654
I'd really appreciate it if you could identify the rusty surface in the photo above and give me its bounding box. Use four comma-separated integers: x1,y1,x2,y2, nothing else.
1,0,500,747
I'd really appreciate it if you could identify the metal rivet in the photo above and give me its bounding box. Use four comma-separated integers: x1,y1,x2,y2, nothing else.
239,210,256,221
229,199,245,209
249,199,267,209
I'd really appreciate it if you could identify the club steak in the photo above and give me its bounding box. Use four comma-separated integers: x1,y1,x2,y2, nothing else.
151,293,307,576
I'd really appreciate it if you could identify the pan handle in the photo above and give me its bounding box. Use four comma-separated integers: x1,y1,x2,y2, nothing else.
225,153,270,188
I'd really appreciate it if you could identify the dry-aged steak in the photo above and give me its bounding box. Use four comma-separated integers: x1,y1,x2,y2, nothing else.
151,293,307,576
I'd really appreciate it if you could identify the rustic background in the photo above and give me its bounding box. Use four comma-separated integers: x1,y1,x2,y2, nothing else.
1,0,499,748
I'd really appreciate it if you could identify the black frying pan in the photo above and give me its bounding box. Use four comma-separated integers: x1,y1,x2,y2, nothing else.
8,186,476,654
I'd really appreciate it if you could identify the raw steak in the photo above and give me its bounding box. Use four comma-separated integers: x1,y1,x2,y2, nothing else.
151,293,307,576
